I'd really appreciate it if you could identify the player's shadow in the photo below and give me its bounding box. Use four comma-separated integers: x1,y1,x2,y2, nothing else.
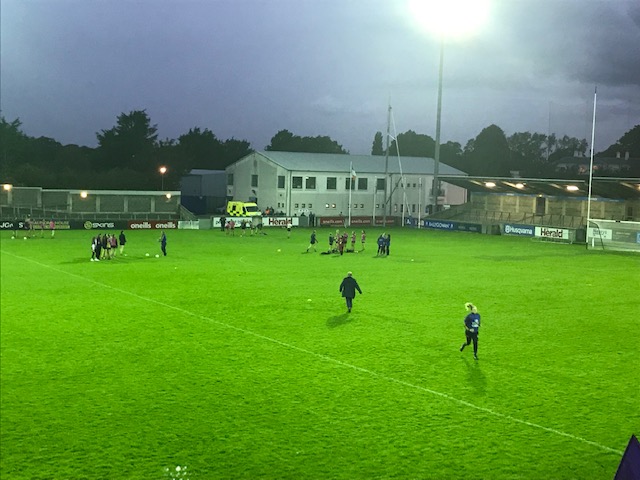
327,313,352,328
462,356,487,396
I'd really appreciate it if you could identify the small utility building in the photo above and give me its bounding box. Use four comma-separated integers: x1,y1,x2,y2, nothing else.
225,151,467,217
180,169,227,215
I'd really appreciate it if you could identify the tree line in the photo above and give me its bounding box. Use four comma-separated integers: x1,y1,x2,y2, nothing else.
1,110,638,190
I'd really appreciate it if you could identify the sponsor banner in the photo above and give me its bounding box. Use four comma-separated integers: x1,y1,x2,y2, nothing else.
72,220,129,230
612,230,638,243
372,217,395,226
263,217,299,227
457,223,482,233
320,217,347,226
587,227,613,240
318,216,394,227
212,217,263,228
423,220,454,230
127,220,178,230
422,220,481,232
178,221,200,230
504,224,535,236
1,220,70,230
535,226,569,240
350,216,394,226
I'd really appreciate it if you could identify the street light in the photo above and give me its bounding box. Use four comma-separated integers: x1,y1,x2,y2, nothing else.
408,0,490,213
159,166,167,191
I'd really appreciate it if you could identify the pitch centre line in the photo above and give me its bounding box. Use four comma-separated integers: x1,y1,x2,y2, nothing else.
2,251,624,455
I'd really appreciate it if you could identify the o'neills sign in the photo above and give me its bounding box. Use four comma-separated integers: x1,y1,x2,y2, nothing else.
128,220,178,229
319,216,394,227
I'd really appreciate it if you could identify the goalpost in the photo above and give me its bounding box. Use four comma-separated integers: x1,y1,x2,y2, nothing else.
584,87,639,253
587,219,640,252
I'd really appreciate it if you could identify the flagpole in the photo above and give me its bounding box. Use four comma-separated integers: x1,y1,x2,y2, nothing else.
418,177,422,228
348,161,353,227
372,177,377,225
586,86,597,247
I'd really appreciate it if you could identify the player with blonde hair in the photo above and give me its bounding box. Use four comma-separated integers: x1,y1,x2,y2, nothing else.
460,302,481,360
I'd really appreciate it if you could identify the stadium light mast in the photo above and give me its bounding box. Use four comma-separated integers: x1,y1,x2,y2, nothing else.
159,166,168,191
407,0,491,213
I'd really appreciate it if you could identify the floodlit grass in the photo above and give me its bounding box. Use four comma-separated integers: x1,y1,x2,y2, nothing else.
1,227,638,479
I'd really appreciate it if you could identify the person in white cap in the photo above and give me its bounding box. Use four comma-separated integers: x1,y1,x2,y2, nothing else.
339,271,362,313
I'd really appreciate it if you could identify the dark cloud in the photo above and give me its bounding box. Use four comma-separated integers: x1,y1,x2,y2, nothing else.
1,0,638,154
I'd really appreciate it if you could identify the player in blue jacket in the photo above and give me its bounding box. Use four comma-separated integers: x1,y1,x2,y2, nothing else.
460,302,481,360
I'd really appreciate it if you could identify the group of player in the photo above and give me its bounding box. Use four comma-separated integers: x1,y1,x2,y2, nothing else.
305,229,366,254
376,234,391,256
12,216,56,239
220,217,265,236
90,231,126,261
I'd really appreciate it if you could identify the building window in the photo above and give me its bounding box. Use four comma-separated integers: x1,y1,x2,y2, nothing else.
305,177,316,189
308,203,312,209
251,175,258,187
412,204,416,213
375,204,380,208
325,203,330,208
326,177,337,190
227,173,234,186
394,204,398,212
360,204,364,208
353,204,358,208
345,178,355,190
358,178,368,190
331,203,336,208
277,175,285,189
376,178,385,191
294,203,299,208
301,203,306,208
292,176,303,189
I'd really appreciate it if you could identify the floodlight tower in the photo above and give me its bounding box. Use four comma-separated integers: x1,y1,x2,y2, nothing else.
408,0,490,213
159,166,168,191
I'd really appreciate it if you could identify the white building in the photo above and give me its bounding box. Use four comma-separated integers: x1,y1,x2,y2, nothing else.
225,151,468,217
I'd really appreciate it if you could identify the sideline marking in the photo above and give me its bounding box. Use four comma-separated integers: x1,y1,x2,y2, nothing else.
2,251,624,455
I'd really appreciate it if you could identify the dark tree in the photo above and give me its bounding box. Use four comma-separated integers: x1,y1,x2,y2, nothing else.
371,131,384,155
0,117,29,183
220,138,253,168
96,110,158,171
265,129,348,154
389,130,435,158
465,125,512,176
597,125,640,158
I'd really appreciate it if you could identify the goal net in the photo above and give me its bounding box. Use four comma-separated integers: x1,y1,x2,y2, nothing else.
587,219,640,252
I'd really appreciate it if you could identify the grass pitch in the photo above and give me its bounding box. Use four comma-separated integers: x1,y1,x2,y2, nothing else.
1,227,638,479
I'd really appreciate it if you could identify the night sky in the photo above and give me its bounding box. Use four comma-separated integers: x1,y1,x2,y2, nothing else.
2,0,639,154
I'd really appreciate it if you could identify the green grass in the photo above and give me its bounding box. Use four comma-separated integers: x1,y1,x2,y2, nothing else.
1,227,638,479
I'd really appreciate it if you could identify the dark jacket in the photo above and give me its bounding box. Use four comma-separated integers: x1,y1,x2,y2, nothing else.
339,276,362,298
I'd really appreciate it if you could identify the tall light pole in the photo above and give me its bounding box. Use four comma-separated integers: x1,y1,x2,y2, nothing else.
159,166,167,191
407,0,490,214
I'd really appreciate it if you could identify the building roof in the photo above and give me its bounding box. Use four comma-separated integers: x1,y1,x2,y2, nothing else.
255,151,466,176
187,169,225,176
440,175,640,200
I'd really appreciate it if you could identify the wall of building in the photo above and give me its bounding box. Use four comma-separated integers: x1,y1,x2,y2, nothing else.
226,153,467,217
469,192,635,221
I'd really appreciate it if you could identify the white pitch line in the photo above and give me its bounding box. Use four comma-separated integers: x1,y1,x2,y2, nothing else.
2,251,624,455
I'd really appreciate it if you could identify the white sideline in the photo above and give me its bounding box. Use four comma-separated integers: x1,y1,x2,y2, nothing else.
2,251,624,456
